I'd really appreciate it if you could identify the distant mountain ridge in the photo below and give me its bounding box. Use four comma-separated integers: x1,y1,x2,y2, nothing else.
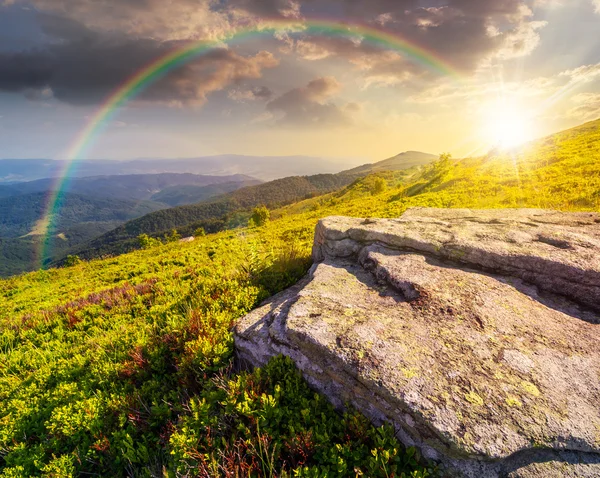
0,151,435,185
0,155,366,182
0,173,259,201
150,180,262,206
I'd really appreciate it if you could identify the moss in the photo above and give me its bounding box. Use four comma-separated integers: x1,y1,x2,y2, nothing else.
506,396,523,408
462,432,475,446
402,367,419,379
464,391,485,406
521,381,541,397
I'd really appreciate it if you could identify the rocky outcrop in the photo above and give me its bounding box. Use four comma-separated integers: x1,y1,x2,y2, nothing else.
234,208,600,477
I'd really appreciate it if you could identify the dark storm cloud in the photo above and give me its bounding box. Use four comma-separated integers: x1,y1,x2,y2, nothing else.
11,0,231,39
224,0,543,74
266,76,354,126
0,52,53,92
0,0,546,105
309,1,540,73
0,13,278,105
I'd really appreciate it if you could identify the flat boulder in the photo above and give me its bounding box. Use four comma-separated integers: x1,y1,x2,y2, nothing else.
234,208,600,477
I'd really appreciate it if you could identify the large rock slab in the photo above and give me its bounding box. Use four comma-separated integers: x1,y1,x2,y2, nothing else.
234,208,600,477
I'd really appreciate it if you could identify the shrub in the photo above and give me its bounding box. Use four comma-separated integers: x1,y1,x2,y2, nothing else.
137,233,161,249
371,177,388,195
165,229,181,243
250,206,270,227
63,255,82,267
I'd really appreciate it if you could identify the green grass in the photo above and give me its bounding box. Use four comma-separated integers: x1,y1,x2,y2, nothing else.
0,119,599,477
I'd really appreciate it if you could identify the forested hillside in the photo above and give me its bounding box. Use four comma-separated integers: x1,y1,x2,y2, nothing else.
0,174,264,276
0,192,165,238
149,179,262,206
70,173,361,259
0,119,599,477
0,192,167,277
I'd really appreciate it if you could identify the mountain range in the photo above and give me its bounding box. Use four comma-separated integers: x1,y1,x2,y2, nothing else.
0,155,367,183
0,173,260,202
0,151,435,276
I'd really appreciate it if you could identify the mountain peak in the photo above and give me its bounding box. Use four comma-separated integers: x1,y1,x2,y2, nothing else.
340,150,437,175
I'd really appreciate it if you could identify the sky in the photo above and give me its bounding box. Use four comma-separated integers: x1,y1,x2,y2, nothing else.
0,0,599,162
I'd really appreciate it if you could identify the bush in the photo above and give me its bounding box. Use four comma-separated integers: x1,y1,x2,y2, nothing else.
169,355,434,477
63,255,82,267
137,233,161,249
371,177,388,195
250,205,270,227
165,229,181,243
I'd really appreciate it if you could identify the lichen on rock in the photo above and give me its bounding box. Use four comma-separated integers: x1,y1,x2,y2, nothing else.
234,208,600,477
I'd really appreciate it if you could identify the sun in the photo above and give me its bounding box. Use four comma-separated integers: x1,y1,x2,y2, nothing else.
483,102,535,150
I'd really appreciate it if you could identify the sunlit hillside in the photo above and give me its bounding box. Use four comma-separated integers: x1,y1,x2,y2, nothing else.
1,119,599,477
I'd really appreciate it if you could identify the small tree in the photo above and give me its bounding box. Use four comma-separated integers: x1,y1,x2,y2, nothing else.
371,177,387,195
138,234,161,249
194,227,206,237
165,229,181,243
437,152,452,169
63,255,82,267
424,152,452,179
249,206,270,227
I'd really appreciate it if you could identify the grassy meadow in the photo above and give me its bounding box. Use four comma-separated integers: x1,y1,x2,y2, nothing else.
1,119,599,477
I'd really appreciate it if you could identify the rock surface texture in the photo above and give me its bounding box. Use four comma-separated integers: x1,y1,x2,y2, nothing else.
234,208,600,477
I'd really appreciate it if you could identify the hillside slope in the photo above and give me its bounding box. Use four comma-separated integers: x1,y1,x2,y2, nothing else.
0,192,167,276
341,151,437,175
0,192,166,238
149,179,262,206
70,173,360,259
0,119,599,477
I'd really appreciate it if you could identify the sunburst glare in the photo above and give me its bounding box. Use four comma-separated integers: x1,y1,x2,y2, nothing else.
483,101,535,149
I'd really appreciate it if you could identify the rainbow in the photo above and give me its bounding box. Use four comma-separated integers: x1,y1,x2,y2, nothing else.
39,18,462,266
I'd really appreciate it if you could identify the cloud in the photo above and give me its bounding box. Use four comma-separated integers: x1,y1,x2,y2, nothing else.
266,77,355,126
0,0,560,113
143,50,279,107
567,93,600,120
221,0,302,18
0,14,279,105
492,20,547,60
280,35,423,87
0,51,54,93
228,86,274,102
560,63,600,83
24,0,547,77
15,0,233,41
266,0,548,85
407,75,559,105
